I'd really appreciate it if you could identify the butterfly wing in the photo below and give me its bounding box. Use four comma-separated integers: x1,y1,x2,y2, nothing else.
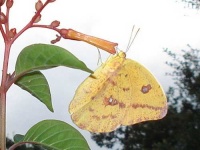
69,53,125,114
69,66,133,132
69,52,167,133
69,53,126,132
119,59,167,125
69,84,126,132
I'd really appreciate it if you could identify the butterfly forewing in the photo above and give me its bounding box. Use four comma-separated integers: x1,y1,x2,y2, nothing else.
69,52,126,132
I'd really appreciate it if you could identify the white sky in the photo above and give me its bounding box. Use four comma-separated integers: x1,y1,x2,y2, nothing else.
2,0,200,149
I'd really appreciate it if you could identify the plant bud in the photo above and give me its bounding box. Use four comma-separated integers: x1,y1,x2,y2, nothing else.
8,28,16,38
6,0,13,8
50,20,60,27
34,14,41,23
0,0,5,6
0,12,7,24
35,0,43,11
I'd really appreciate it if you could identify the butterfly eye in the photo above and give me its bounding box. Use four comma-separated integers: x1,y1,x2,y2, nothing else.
141,84,152,94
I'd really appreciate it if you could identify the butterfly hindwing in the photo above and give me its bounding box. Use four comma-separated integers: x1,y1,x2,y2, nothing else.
119,59,167,125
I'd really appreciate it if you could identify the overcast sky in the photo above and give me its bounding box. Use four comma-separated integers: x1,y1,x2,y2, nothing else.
3,0,200,149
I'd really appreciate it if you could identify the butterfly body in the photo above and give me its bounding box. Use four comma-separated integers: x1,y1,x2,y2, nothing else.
69,51,167,133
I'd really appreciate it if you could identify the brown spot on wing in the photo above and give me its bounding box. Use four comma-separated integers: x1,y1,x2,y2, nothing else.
119,102,126,108
79,123,86,129
102,115,109,119
103,96,118,106
111,114,117,119
89,107,94,112
123,87,130,91
108,78,117,86
141,84,152,94
131,103,165,112
92,115,100,120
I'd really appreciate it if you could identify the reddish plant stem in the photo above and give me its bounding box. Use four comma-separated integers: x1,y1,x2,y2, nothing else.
0,41,11,150
0,25,8,42
0,1,53,149
31,24,60,32
5,2,10,34
0,92,6,150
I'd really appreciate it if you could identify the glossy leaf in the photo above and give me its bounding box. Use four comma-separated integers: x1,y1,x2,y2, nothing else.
15,71,53,112
15,120,90,150
15,44,93,76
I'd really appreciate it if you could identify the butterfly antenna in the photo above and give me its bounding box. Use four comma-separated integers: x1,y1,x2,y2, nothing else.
125,25,140,53
125,25,135,52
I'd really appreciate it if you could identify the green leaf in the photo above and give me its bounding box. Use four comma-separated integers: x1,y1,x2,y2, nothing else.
14,134,24,143
15,44,93,76
15,71,53,112
19,120,90,150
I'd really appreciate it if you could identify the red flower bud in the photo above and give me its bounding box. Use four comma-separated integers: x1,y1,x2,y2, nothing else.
0,0,5,6
0,12,7,24
8,28,16,38
34,14,41,23
6,0,13,8
35,0,43,11
50,20,60,27
60,28,117,54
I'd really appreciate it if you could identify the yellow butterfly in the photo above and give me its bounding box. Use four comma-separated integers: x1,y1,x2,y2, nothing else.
69,50,167,133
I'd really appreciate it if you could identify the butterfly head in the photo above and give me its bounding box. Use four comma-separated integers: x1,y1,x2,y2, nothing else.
118,51,126,58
